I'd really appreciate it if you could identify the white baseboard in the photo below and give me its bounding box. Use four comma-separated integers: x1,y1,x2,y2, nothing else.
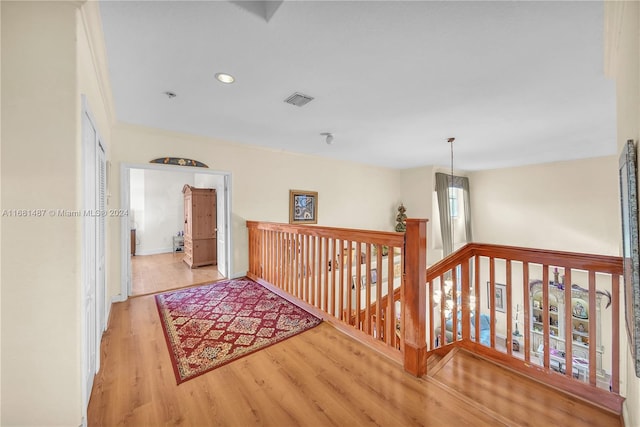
136,247,174,256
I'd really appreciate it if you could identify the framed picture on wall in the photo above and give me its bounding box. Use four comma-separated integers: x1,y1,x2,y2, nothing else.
487,282,506,313
619,139,640,377
289,190,318,224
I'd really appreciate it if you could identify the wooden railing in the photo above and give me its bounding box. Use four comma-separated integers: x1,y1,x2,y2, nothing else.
247,221,624,413
247,219,428,374
426,243,624,413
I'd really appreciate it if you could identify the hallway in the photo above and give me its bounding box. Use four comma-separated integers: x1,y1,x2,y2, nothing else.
131,252,224,296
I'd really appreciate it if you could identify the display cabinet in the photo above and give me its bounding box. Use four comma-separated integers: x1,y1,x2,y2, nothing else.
529,279,608,386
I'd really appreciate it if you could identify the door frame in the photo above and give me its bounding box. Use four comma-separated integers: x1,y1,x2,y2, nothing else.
118,162,233,299
81,95,107,423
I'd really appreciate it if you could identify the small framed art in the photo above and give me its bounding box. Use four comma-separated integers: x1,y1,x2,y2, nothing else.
289,190,318,224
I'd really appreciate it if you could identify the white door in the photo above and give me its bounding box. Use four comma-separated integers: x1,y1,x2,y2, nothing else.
82,108,97,407
81,98,107,420
97,141,107,338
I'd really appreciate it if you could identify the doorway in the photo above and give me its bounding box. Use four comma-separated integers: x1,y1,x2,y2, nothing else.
119,163,232,298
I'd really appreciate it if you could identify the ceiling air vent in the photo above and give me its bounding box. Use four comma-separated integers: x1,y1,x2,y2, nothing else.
284,92,314,107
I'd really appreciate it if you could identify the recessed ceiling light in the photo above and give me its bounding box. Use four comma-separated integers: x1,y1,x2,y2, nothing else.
215,73,235,84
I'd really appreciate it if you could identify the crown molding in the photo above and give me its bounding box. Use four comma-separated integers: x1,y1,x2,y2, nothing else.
79,1,116,127
604,1,628,79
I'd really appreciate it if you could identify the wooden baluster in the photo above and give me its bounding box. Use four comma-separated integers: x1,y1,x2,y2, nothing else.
330,238,336,317
346,242,353,325
451,266,458,342
428,279,434,349
323,237,329,312
440,275,446,346
355,242,362,330
542,267,550,370
474,256,481,346
376,245,383,340
364,245,372,335
385,248,394,345
338,239,345,323
588,270,596,386
489,257,496,348
564,268,573,381
523,262,530,363
612,274,620,393
461,259,470,341
506,260,512,356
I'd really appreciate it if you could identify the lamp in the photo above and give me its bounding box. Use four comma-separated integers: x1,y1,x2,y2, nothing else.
321,132,334,145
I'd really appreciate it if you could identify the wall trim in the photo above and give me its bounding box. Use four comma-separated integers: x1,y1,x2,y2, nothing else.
79,1,116,126
604,1,627,78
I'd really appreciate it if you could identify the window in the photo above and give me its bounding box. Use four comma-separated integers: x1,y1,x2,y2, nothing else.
449,187,459,219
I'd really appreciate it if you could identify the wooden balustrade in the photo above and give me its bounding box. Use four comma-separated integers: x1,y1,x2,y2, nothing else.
247,222,624,412
426,242,624,412
246,220,421,369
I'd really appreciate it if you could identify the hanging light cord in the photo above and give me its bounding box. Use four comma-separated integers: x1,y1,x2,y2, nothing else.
448,137,455,253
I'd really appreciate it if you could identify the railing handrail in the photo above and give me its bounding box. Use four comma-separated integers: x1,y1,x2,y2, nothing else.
246,221,406,246
247,221,624,413
427,243,623,280
425,241,624,414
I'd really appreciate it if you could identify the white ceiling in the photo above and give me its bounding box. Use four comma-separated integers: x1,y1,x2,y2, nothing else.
98,0,616,171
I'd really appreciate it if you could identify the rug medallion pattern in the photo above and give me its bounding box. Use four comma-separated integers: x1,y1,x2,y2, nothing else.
155,277,322,383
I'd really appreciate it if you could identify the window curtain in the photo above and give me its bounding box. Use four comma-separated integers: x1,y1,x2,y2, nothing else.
435,172,473,257
435,173,453,257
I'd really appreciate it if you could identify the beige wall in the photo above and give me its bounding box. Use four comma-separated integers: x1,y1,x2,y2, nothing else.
606,1,640,425
470,157,620,256
0,1,631,425
2,2,82,425
109,124,403,295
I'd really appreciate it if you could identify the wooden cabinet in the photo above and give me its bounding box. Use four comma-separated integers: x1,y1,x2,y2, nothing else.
182,185,217,268
529,279,606,385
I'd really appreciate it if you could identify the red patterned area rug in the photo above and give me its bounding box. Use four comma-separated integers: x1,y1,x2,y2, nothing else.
155,277,322,384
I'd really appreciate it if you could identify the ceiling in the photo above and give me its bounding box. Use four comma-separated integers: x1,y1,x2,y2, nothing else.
98,0,616,171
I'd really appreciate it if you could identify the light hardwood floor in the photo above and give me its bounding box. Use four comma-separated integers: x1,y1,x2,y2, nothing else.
87,293,621,427
131,252,224,296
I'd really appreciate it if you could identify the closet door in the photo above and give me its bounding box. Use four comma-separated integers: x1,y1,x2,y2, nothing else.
81,98,107,419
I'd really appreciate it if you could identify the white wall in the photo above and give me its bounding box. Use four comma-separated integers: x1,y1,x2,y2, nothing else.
470,156,620,256
606,1,640,425
131,169,194,255
398,166,438,264
1,2,112,425
109,123,402,296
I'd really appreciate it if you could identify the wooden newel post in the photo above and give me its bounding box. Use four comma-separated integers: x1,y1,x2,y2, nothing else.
403,218,428,376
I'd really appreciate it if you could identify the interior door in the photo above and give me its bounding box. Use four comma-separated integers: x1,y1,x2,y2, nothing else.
81,98,107,418
97,141,106,337
81,107,97,409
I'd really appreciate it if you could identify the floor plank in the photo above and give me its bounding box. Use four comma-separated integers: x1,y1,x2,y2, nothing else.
89,295,503,427
131,252,224,296
428,349,621,427
89,283,621,427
